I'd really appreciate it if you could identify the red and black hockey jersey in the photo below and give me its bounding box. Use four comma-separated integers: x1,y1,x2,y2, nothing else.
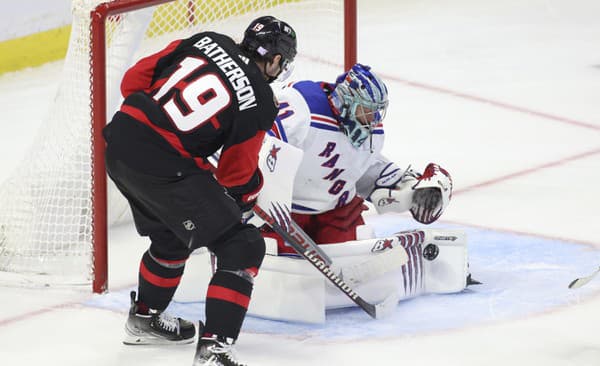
103,31,277,193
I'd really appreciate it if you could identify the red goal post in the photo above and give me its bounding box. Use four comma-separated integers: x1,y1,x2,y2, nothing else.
89,0,357,293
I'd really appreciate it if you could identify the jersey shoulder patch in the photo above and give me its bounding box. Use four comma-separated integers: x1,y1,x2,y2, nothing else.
291,81,334,117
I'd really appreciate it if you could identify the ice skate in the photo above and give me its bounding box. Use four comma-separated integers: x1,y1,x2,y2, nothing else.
123,291,196,345
193,335,246,366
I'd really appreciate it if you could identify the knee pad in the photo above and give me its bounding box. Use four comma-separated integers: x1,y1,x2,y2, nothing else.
211,223,266,273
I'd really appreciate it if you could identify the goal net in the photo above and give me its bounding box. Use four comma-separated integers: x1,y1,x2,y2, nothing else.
0,0,355,291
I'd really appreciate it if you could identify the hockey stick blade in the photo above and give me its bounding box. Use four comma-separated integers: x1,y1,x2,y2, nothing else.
368,291,400,319
568,266,600,289
253,204,397,319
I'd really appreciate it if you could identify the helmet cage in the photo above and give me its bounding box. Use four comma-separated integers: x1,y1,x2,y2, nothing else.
332,64,389,148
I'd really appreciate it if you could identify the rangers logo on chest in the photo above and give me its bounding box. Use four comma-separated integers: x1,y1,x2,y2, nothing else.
318,142,350,208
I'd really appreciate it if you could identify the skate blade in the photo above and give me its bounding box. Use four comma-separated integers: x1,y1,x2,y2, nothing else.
123,333,194,346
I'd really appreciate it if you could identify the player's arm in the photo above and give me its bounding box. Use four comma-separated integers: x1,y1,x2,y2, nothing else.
120,39,183,98
360,158,453,224
217,129,266,221
217,93,277,221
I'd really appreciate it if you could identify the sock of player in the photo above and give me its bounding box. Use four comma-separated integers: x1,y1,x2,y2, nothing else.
137,250,187,311
203,270,253,340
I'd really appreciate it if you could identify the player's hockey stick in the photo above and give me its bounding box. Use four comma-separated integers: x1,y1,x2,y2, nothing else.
208,152,397,318
568,266,600,289
208,152,333,266
253,203,398,319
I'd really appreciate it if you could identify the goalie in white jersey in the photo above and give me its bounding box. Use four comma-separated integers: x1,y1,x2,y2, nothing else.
264,63,453,254
173,64,470,320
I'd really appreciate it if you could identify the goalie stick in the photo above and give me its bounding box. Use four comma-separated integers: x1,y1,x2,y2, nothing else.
253,203,398,319
568,266,600,289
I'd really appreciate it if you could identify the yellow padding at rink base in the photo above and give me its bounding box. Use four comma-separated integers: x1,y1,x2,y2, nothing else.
0,26,71,76
146,0,296,36
0,0,297,76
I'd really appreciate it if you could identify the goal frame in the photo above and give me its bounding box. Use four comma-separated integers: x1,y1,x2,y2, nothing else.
89,0,357,293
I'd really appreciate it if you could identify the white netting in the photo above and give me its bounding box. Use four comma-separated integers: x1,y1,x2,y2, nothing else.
0,0,346,286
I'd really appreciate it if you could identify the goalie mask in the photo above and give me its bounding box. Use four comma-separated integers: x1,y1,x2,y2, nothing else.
330,64,389,149
241,16,297,82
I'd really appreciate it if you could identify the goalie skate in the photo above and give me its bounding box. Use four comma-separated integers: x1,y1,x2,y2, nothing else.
123,291,196,345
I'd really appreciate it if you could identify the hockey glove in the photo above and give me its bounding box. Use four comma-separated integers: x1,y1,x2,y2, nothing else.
369,163,452,224
238,197,258,224
226,169,263,224
409,163,453,224
370,164,419,214
372,162,409,189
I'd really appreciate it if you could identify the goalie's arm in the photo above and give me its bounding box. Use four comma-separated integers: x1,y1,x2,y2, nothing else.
356,156,405,198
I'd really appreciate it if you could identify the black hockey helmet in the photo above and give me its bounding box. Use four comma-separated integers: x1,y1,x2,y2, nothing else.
241,16,297,69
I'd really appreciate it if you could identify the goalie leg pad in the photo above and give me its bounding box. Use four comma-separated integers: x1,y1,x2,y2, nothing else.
421,230,469,293
335,245,408,286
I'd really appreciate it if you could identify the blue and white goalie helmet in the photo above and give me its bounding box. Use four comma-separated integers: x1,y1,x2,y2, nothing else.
330,64,389,148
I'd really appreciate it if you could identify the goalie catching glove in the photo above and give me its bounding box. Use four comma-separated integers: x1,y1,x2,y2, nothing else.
370,163,452,224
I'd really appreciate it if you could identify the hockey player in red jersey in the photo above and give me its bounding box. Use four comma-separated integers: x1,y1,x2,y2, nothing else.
103,16,297,366
264,64,453,253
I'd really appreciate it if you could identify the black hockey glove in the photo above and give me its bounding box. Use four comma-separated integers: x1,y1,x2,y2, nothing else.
238,197,258,223
226,169,263,223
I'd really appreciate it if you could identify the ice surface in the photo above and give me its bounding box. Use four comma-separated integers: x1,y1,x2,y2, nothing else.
1,1,600,365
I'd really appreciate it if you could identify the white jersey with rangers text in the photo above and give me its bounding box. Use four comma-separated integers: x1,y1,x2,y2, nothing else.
269,80,391,214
